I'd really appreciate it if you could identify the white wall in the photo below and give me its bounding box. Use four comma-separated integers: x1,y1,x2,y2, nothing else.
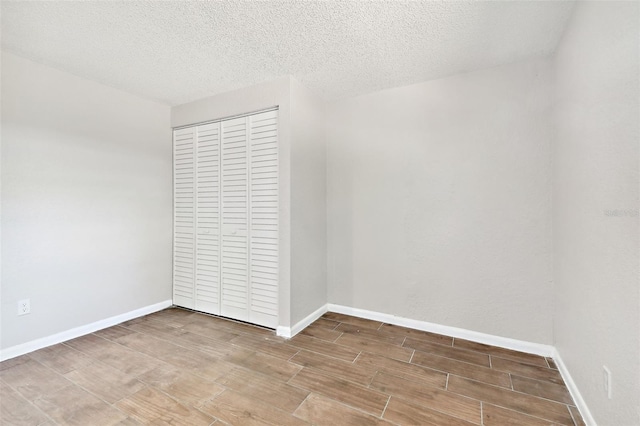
1,52,172,350
327,58,554,344
553,2,640,424
290,78,327,325
171,78,294,328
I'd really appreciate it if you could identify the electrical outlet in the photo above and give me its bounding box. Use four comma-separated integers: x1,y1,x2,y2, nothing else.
603,366,612,399
17,299,30,316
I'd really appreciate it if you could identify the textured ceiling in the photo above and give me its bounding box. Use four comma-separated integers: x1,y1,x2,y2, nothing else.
1,1,575,105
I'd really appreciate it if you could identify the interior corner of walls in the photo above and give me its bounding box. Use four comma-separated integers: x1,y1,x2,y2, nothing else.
288,303,328,338
552,348,597,426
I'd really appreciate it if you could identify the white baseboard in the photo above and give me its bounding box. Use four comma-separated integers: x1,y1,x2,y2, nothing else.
327,304,555,357
326,304,594,424
276,303,328,338
1,298,593,426
0,299,173,361
553,348,596,426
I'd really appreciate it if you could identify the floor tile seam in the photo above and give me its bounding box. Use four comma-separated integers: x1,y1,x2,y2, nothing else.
384,392,483,425
286,349,302,362
295,387,389,420
387,362,512,391
484,352,552,369
223,362,305,391
380,325,454,346
510,373,572,390
412,348,561,382
299,391,403,425
34,381,132,424
487,367,565,385
125,381,220,421
403,339,492,364
195,384,231,411
410,354,509,387
335,330,410,349
325,319,383,333
117,321,241,354
452,339,547,359
380,395,391,419
567,404,580,426
81,329,188,366
288,347,362,367
482,401,574,425
336,344,413,364
0,376,59,426
1,354,75,395
31,342,95,370
284,339,361,363
290,390,313,416
360,350,475,383
335,327,408,347
227,343,296,361
66,366,129,405
58,346,162,401
290,363,383,389
446,374,578,411
408,347,494,370
369,367,450,393
296,364,392,399
427,337,549,369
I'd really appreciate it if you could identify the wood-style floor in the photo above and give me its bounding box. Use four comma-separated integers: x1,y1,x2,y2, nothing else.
1,308,584,426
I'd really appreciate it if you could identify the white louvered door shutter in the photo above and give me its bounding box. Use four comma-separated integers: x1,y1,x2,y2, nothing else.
248,110,279,328
173,127,196,308
174,109,278,328
195,123,221,315
220,117,250,321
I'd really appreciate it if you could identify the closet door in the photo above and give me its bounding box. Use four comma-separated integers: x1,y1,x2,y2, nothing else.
173,127,196,309
173,109,278,328
248,110,278,328
194,123,221,314
220,117,250,321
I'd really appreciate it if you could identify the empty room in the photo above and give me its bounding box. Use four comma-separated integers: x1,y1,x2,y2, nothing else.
1,1,638,425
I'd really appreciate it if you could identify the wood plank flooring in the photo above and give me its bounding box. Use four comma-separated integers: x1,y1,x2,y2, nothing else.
0,308,584,426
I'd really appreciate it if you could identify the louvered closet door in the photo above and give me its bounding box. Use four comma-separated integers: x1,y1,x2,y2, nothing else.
173,109,278,328
248,110,278,328
195,123,221,314
173,127,196,308
220,116,250,321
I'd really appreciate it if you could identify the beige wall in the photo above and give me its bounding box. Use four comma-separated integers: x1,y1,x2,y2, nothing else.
1,52,172,350
327,58,554,344
553,2,640,424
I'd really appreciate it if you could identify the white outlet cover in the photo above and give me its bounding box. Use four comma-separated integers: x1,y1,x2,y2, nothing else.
17,299,31,315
